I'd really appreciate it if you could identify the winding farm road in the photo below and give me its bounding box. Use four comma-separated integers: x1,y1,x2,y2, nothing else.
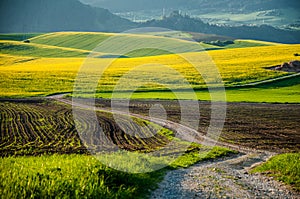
47,93,257,153
48,94,299,199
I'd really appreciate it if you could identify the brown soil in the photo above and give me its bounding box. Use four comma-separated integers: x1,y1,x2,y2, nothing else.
269,60,300,72
95,99,300,153
1,98,299,156
0,100,170,156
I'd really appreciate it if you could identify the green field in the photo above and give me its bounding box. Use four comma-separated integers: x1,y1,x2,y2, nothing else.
0,33,42,41
29,32,205,57
99,75,299,103
30,32,112,51
93,85,300,104
0,154,166,198
1,32,210,58
0,40,89,58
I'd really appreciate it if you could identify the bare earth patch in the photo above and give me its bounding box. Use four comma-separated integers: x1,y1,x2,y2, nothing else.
268,60,300,72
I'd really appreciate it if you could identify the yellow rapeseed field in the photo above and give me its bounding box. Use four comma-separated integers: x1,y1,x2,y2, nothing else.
0,44,299,97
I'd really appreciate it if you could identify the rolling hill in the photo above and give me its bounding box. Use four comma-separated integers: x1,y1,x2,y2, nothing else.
0,40,90,57
0,32,281,58
26,32,207,57
1,31,299,102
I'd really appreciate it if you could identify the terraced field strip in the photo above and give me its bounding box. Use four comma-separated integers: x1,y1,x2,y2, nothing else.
30,32,113,51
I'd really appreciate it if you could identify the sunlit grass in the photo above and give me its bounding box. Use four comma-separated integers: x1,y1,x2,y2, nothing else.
0,154,164,198
252,153,300,191
0,146,233,198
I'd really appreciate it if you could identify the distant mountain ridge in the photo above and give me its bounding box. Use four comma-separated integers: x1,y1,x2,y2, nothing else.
142,12,300,44
0,0,135,33
80,0,300,30
0,0,299,44
79,0,300,13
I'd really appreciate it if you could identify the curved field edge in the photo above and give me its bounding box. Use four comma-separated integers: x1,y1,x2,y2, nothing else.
0,40,90,58
0,33,43,41
251,153,300,192
0,40,172,58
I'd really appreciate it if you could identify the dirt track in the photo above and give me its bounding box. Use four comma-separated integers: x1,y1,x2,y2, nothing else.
49,94,263,153
151,152,299,199
49,94,300,198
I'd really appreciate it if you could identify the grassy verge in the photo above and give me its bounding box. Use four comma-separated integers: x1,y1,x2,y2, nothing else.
252,153,300,191
170,145,236,169
0,154,165,199
0,146,234,198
